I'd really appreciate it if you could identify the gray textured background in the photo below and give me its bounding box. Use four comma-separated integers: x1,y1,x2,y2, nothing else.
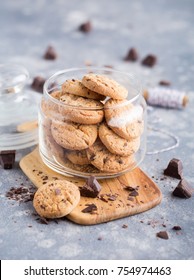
0,0,194,260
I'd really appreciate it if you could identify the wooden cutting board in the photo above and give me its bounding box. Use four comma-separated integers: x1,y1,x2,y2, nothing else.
19,147,162,225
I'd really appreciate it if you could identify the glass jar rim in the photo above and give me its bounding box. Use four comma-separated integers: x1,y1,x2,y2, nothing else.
43,67,142,110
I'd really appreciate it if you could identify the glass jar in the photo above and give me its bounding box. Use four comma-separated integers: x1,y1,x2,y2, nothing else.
39,67,147,178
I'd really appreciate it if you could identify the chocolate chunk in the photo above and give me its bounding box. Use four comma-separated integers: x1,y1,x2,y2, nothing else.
172,225,182,231
172,179,192,198
106,194,117,201
43,46,57,60
82,203,97,213
156,231,169,240
142,54,157,67
0,150,16,169
164,158,183,179
129,190,139,197
124,48,138,62
78,21,92,33
159,80,171,86
124,186,136,191
79,176,101,198
31,76,46,93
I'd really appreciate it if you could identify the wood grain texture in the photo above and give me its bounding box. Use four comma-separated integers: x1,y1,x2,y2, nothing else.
20,147,162,225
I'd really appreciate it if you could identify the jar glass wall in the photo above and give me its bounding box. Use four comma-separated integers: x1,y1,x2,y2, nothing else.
39,68,147,178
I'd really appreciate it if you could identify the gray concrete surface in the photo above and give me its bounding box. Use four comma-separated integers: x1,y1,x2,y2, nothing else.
0,0,194,260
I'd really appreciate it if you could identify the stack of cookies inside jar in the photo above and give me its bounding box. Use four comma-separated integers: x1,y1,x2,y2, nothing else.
40,72,145,177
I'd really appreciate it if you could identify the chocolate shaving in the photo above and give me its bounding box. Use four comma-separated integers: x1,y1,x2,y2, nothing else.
82,203,97,213
129,190,139,197
6,185,36,202
79,176,101,198
106,194,117,201
0,150,16,169
164,158,183,179
156,231,169,240
172,179,192,198
122,224,128,228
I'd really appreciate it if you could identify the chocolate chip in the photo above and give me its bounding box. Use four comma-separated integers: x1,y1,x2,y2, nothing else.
142,54,157,67
172,226,182,231
78,21,92,33
159,80,171,86
82,203,97,213
124,48,138,62
31,76,46,93
55,188,61,195
89,153,96,161
164,158,183,179
156,231,169,240
79,176,101,198
172,179,192,198
129,190,139,197
43,46,57,60
0,150,15,169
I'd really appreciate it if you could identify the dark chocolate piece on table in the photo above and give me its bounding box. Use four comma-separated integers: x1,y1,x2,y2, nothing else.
31,76,46,93
164,158,183,179
159,80,171,86
79,176,101,198
172,225,182,231
124,48,138,62
43,46,57,60
142,54,157,67
0,150,16,169
78,21,92,33
156,231,169,240
172,179,192,198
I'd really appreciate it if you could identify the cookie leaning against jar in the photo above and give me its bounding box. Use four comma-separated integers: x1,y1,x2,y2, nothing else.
104,99,144,140
59,93,104,125
82,73,128,99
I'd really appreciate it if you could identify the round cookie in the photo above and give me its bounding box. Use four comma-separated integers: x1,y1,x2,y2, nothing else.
59,93,104,125
99,122,140,156
66,149,90,165
33,180,80,218
104,99,144,140
82,74,128,99
86,139,135,173
62,79,105,100
41,90,64,119
51,120,98,150
41,118,64,160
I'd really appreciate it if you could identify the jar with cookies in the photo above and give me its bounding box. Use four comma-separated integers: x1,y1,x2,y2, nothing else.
39,68,147,178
